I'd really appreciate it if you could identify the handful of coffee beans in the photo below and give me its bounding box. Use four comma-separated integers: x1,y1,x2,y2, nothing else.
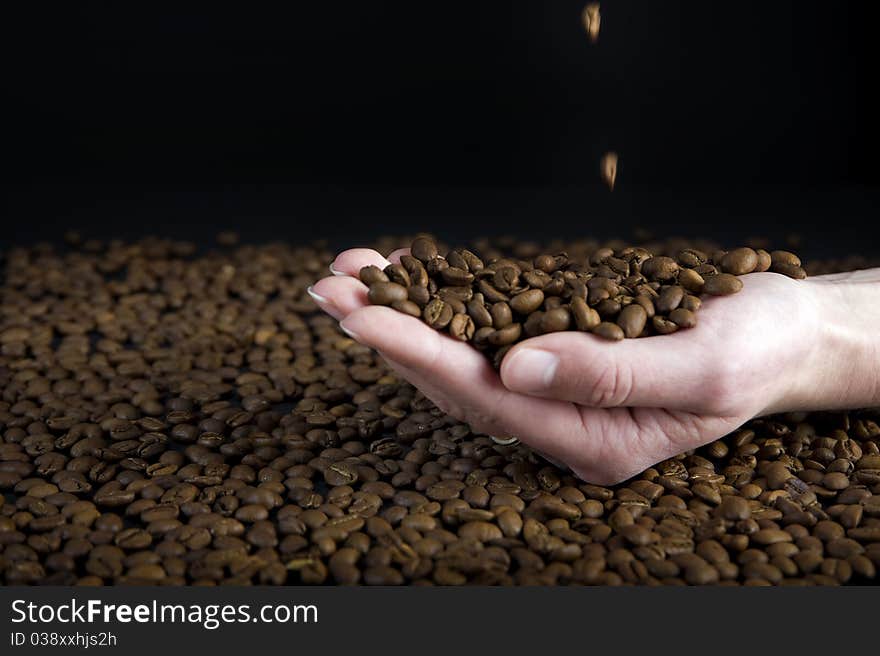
361,237,807,366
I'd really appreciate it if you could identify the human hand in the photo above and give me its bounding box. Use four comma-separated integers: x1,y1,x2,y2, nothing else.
309,249,880,484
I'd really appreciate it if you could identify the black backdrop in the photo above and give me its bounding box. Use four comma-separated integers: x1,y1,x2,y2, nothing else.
2,1,877,255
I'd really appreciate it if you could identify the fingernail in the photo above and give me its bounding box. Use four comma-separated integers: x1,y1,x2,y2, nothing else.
338,319,361,341
505,348,559,392
306,286,329,305
328,261,344,276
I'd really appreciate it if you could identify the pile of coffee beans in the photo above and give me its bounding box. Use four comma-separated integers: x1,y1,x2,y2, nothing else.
361,237,807,367
1,234,877,586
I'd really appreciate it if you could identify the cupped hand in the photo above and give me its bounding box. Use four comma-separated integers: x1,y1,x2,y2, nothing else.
308,247,859,484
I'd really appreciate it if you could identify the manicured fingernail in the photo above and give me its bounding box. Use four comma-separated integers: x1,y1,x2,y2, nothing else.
338,319,361,341
504,348,559,392
306,286,329,305
328,261,344,276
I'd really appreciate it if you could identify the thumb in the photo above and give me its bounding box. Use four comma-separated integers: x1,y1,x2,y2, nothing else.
499,331,729,412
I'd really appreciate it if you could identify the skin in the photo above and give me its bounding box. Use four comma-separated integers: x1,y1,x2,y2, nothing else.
309,248,880,484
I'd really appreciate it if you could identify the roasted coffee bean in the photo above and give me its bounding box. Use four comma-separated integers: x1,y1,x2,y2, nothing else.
324,463,359,486
510,289,545,315
720,248,758,276
423,299,454,329
582,2,601,43
593,322,625,341
489,323,522,346
490,302,513,328
656,286,685,313
755,249,772,272
669,308,697,329
441,266,474,286
678,269,705,294
617,305,647,338
770,250,801,268
359,265,389,285
771,262,808,279
449,314,476,341
391,300,422,318
368,282,408,306
571,297,600,331
702,274,744,296
600,151,617,189
384,263,411,287
641,256,679,282
467,298,493,328
411,237,439,263
540,308,571,333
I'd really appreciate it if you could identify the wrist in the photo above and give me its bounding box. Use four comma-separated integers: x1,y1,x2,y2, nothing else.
786,272,880,412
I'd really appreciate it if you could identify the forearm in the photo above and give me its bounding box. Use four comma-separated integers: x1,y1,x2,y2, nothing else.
792,269,880,411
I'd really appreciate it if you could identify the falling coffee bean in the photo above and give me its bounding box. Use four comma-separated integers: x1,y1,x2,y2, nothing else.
600,151,618,190
582,2,601,43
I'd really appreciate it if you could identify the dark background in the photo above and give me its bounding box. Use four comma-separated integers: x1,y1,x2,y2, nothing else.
2,1,877,255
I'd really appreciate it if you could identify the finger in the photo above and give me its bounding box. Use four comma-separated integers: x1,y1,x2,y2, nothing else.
499,330,720,411
308,276,369,321
385,353,607,473
810,269,880,283
339,306,587,447
329,248,391,277
386,248,411,264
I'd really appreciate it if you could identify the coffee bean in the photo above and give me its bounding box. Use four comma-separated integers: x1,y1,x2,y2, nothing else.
719,495,751,521
384,263,411,287
680,294,701,312
391,300,422,317
423,299,454,329
617,305,647,338
490,302,513,328
408,284,431,306
702,273,744,296
593,322,625,341
449,313,476,341
359,265,389,285
770,250,801,268
459,521,503,542
510,289,545,314
771,262,808,279
368,281,408,305
641,256,679,282
540,307,571,333
678,268,705,294
488,323,522,346
600,151,617,189
411,237,439,263
720,248,758,275
751,529,793,546
571,297,600,331
669,308,697,329
652,316,678,335
441,267,474,286
582,2,601,43
325,463,359,486
467,298,493,327
656,286,685,313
